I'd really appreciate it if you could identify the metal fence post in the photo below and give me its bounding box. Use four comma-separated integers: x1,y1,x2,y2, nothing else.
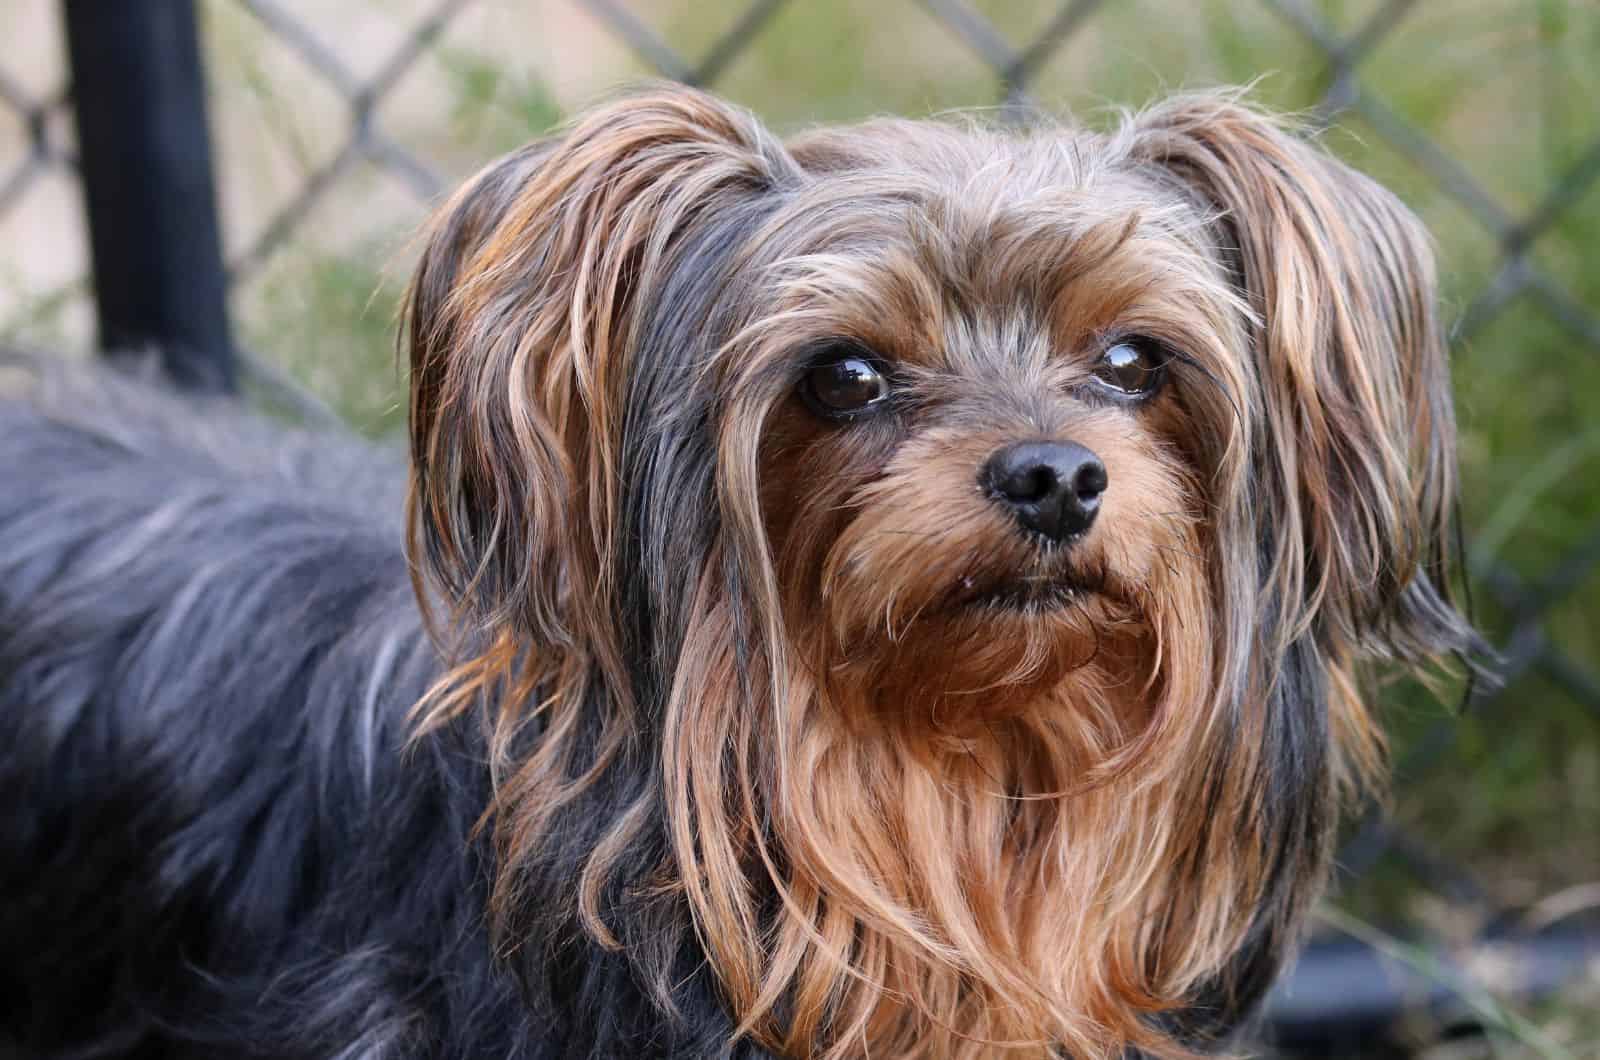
62,0,235,391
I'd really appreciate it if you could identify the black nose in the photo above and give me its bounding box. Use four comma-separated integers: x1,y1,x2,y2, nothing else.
981,441,1107,542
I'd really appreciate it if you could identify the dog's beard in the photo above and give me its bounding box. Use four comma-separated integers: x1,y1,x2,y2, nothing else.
814,584,1150,727
661,468,1251,1059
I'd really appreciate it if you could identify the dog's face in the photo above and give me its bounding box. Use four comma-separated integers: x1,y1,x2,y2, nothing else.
405,87,1480,1058
747,132,1236,723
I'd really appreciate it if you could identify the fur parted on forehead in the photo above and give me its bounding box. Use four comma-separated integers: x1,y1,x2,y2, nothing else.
718,141,1252,446
739,121,1248,352
403,84,1484,1058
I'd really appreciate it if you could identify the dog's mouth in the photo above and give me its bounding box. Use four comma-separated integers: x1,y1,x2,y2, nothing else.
958,572,1104,613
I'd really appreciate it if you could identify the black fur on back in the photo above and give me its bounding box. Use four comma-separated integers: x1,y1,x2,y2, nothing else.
0,355,769,1059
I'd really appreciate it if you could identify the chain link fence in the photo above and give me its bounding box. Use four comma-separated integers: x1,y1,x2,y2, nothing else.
2,1,1597,1053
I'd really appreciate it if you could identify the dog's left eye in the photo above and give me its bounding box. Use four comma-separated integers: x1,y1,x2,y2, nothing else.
801,348,890,419
1091,339,1166,398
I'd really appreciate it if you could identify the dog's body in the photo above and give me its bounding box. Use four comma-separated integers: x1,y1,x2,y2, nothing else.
0,365,775,1058
0,370,504,1057
2,86,1481,1059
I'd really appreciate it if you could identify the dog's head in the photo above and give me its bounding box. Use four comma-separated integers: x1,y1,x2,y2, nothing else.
405,85,1481,1058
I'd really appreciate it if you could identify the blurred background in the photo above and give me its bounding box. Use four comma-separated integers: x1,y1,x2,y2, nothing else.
2,1,1596,1056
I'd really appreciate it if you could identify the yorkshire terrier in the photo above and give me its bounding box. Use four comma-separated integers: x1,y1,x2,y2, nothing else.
0,85,1481,1059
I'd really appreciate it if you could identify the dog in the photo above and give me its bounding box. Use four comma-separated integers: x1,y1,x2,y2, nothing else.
0,85,1483,1059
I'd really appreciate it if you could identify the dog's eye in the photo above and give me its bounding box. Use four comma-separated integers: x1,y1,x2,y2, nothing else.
1091,339,1166,398
801,348,890,419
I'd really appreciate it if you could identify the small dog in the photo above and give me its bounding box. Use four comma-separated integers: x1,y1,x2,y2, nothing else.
1,86,1481,1059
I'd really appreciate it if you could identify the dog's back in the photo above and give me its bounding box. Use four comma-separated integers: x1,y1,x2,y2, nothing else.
0,355,531,1058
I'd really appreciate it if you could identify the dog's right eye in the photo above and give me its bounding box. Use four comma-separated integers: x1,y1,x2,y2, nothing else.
1091,338,1167,399
801,347,890,420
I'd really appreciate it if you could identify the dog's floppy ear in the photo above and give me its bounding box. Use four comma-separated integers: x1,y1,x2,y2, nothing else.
1126,93,1479,667
405,85,783,672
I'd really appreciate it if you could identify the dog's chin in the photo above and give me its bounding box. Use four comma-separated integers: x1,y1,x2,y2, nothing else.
819,572,1150,727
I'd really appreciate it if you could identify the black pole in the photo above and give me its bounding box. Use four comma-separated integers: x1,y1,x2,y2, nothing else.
1264,925,1600,1056
63,0,235,391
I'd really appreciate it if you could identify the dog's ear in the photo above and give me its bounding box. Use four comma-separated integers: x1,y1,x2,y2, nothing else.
1126,93,1481,668
405,85,783,670
1125,97,1489,1044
